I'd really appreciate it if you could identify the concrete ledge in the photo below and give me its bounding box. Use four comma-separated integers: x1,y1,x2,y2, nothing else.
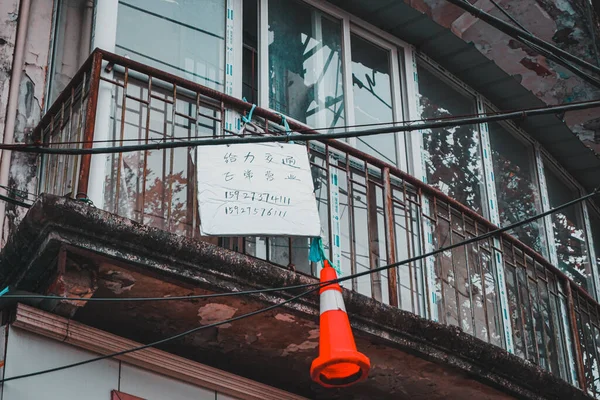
0,194,592,400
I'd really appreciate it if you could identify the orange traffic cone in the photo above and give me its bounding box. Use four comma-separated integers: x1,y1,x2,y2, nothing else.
310,260,370,388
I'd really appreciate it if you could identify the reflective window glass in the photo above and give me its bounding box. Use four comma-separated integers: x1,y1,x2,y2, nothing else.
49,0,93,104
116,0,226,91
268,0,345,130
488,122,546,255
590,209,600,281
545,166,590,288
350,34,396,165
417,64,484,213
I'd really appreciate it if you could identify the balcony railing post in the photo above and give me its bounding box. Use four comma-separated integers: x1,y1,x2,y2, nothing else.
383,167,399,308
565,281,588,391
76,51,103,200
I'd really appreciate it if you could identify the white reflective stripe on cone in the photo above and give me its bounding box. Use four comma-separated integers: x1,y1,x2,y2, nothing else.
320,290,347,314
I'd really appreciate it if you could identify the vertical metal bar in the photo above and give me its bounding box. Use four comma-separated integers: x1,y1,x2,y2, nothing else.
534,266,552,372
76,51,103,199
167,85,177,233
346,154,357,292
141,77,153,225
114,67,129,213
135,85,144,221
448,210,462,330
521,254,541,365
325,144,333,262
68,87,78,197
192,92,200,237
403,182,416,314
565,281,589,391
365,162,382,302
383,167,399,307
476,223,492,343
432,196,446,324
407,186,420,314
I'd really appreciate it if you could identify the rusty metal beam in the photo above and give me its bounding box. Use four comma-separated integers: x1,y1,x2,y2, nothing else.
76,51,103,199
383,167,399,307
565,282,588,392
40,48,600,312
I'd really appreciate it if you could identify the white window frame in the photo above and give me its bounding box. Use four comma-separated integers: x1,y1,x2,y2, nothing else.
259,0,413,171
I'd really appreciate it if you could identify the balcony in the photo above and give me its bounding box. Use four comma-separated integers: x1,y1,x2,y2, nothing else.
31,49,600,397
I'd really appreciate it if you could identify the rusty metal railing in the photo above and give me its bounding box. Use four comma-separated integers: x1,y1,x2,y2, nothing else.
35,49,600,396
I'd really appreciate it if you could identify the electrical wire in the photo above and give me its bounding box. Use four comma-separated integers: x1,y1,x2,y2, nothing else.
446,0,600,77
0,187,597,382
0,286,319,384
486,0,600,88
0,193,32,209
4,186,598,304
40,105,533,147
7,98,600,155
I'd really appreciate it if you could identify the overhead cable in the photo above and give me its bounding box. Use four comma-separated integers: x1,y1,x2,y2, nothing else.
4,187,598,304
446,0,600,77
0,286,319,383
0,187,597,382
486,0,600,88
5,98,600,155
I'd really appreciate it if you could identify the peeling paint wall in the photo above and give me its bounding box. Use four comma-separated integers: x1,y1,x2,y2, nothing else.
1,0,53,244
408,0,600,153
0,0,20,147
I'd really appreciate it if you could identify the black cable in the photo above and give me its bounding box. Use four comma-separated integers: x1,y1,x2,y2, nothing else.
0,188,597,383
0,286,318,383
0,194,32,209
4,187,598,304
486,0,600,88
8,98,600,155
1,283,321,302
446,0,600,76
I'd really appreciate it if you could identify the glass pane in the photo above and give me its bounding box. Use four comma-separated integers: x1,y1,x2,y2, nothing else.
243,0,259,104
488,122,546,255
591,209,600,276
49,0,93,104
545,166,589,288
268,0,345,130
417,64,484,213
116,0,225,91
351,34,396,165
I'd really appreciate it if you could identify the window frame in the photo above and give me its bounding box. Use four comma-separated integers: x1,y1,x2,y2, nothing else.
542,155,592,288
258,0,412,170
414,56,489,218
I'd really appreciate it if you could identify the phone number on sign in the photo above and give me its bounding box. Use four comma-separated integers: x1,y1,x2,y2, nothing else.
225,190,291,205
224,206,288,218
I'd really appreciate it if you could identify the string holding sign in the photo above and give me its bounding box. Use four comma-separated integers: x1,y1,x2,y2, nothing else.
196,142,321,237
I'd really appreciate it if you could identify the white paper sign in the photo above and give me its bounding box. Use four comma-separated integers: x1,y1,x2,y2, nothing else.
196,143,322,236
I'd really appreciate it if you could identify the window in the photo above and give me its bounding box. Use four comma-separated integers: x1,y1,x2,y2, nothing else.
116,0,226,91
268,0,345,130
590,208,600,280
242,0,259,104
488,121,546,255
417,64,484,214
545,165,590,288
48,0,93,104
351,34,396,165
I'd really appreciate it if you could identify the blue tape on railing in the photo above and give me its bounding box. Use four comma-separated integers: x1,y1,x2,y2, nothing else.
0,287,9,297
241,103,256,125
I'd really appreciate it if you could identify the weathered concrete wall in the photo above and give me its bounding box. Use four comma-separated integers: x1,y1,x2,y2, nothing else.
1,0,53,246
0,0,20,148
407,0,600,154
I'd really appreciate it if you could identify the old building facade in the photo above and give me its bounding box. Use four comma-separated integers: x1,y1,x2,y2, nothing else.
0,0,600,399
